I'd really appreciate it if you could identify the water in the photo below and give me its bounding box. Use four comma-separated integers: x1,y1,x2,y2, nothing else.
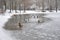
3,14,60,40
4,14,49,30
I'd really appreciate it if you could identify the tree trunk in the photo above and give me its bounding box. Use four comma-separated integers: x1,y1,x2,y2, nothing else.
12,0,13,10
10,1,12,13
49,0,52,12
15,1,17,13
24,2,26,13
3,0,6,11
24,6,25,12
55,0,58,12
19,4,21,13
42,0,45,12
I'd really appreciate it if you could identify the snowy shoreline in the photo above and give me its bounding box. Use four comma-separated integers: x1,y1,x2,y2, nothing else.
0,10,60,40
4,9,60,14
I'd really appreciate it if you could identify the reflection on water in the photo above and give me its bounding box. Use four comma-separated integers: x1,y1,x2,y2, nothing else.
2,14,60,40
3,14,51,30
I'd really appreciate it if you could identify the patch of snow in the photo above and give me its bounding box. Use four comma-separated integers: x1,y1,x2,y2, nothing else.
4,9,60,15
0,12,15,40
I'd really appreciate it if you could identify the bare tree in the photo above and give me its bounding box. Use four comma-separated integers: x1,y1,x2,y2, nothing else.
9,0,12,13
15,1,17,13
19,0,22,13
42,0,45,12
22,0,26,12
1,0,3,13
49,0,52,12
12,0,13,10
55,0,58,12
19,3,21,13
3,0,6,11
37,0,41,10
22,0,32,12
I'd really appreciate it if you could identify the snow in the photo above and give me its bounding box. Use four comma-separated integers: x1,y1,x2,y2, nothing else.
0,10,60,40
0,13,13,40
5,9,60,14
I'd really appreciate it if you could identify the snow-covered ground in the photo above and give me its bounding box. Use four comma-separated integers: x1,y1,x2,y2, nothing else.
0,12,14,40
0,10,60,40
5,9,60,14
